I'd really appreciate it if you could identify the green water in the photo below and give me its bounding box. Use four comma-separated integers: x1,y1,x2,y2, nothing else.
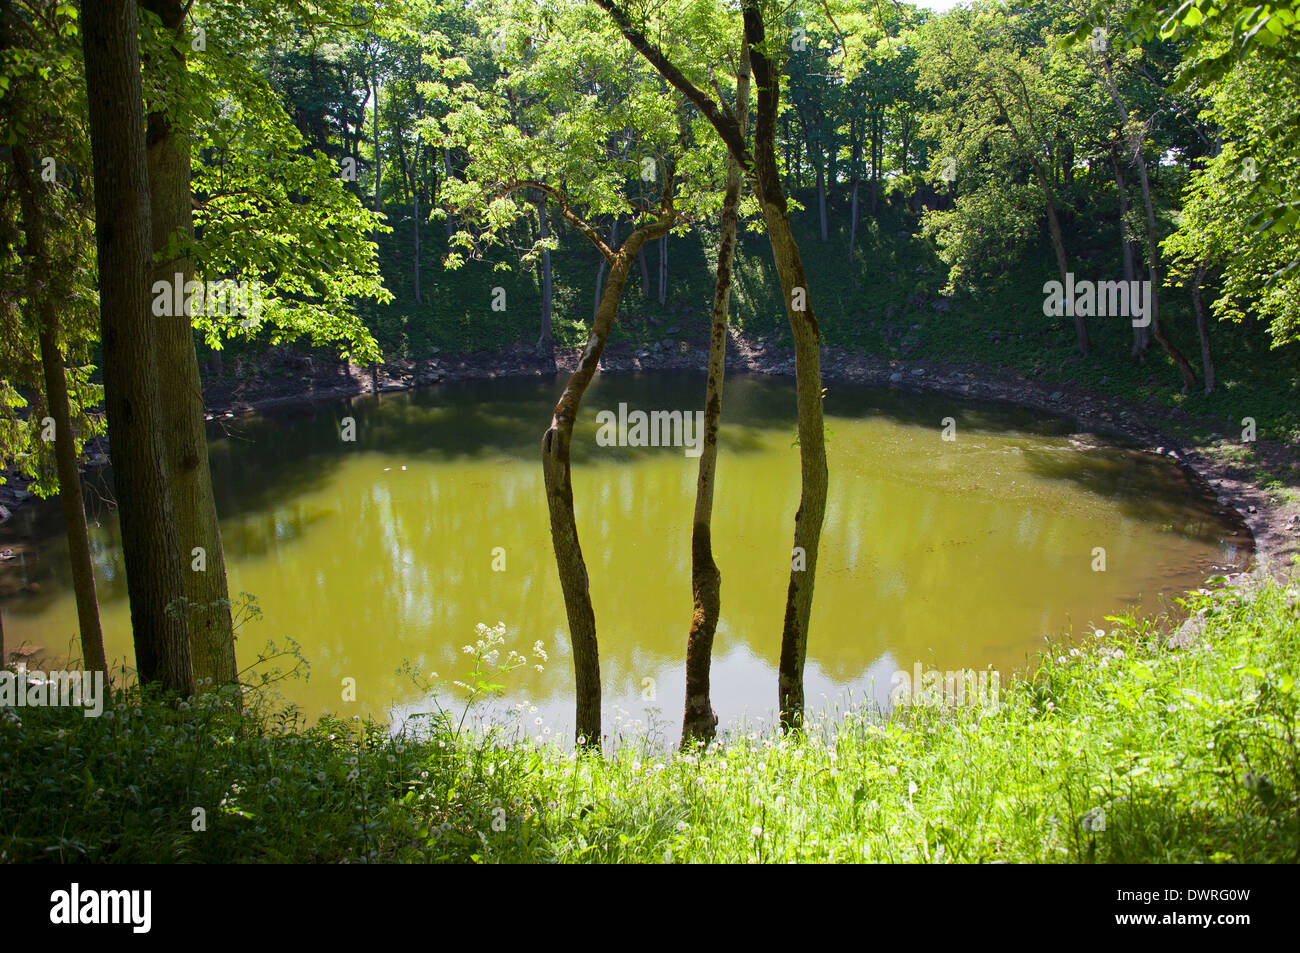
0,371,1249,740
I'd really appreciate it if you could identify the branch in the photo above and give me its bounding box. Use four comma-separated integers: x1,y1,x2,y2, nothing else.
501,180,614,259
591,0,752,170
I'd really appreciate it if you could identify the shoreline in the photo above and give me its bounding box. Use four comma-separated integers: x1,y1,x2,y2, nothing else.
5,335,1297,581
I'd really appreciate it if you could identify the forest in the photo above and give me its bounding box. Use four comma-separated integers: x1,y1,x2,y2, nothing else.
0,0,1298,878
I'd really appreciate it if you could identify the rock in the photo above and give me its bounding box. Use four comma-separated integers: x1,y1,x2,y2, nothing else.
0,504,9,524
889,372,904,384
1050,391,1063,401
911,368,925,376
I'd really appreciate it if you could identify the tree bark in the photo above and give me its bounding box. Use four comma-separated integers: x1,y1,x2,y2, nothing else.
372,60,381,214
657,231,668,305
637,245,650,299
442,148,455,241
543,213,675,748
10,141,109,679
81,0,193,694
745,6,829,732
1034,163,1089,355
1192,261,1215,395
848,118,861,260
1133,146,1197,391
536,192,553,349
816,140,828,242
142,0,238,692
1113,155,1148,356
593,216,621,321
870,112,881,217
412,149,421,304
682,44,748,748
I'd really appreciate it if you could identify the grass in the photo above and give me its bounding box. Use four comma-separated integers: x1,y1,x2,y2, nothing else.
4,569,1297,863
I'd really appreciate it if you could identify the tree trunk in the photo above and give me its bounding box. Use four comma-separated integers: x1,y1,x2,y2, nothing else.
1113,156,1148,356
442,148,454,241
657,231,669,305
10,141,108,679
81,0,193,694
816,143,828,242
536,193,553,349
637,246,650,299
142,0,238,692
1133,147,1197,391
746,6,828,732
848,118,861,260
683,47,748,748
372,63,381,213
1193,261,1215,394
593,216,621,321
870,113,880,217
849,179,859,261
1035,163,1089,355
543,216,674,748
412,151,421,305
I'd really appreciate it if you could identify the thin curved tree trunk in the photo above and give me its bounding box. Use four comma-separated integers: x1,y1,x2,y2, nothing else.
1113,155,1148,357
593,216,621,321
536,193,553,350
746,7,829,732
1035,163,1089,355
1134,148,1197,391
143,0,238,692
10,139,108,679
542,212,674,748
82,0,194,694
682,44,749,748
1193,261,1215,394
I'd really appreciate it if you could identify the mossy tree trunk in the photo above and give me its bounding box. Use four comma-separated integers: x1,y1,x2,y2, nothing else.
682,44,749,747
142,0,238,692
81,0,194,694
